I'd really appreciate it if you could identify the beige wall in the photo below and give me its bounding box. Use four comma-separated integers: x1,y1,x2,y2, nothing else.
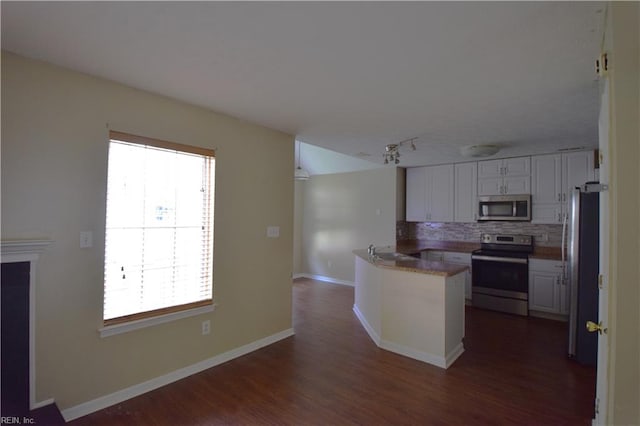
301,167,399,283
1,52,294,409
605,3,640,424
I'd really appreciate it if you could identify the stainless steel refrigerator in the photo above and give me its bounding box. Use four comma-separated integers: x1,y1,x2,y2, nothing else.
566,183,600,366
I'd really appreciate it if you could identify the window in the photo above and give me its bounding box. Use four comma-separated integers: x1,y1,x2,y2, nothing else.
103,131,215,326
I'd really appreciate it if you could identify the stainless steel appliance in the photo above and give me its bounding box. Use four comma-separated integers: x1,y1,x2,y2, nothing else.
477,194,531,221
471,234,534,316
566,183,601,365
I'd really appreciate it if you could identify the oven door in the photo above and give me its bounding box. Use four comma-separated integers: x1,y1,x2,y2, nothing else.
472,254,529,315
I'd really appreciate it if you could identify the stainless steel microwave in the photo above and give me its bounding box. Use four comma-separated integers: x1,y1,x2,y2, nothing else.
477,194,531,221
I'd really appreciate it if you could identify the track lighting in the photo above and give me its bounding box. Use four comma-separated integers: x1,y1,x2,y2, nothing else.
382,138,417,165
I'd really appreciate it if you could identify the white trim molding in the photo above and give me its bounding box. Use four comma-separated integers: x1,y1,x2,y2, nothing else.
1,239,53,410
296,273,355,287
61,328,295,422
99,303,217,338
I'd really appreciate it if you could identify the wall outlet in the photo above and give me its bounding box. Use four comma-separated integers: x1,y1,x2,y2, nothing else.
80,231,93,248
267,226,280,238
328,260,332,268
201,320,210,335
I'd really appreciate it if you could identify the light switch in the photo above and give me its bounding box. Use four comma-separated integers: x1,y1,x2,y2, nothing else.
80,231,93,248
267,226,280,238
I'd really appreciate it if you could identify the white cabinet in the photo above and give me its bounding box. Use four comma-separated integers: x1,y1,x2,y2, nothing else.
454,162,478,222
477,157,531,196
531,151,596,224
405,164,454,222
406,167,427,222
528,258,568,315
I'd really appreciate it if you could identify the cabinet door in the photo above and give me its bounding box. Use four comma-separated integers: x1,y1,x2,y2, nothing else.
454,162,478,222
406,167,427,221
563,151,596,201
503,175,530,194
423,250,444,262
477,159,503,178
529,271,559,313
503,157,531,176
531,154,562,204
427,164,454,222
477,177,502,196
532,203,563,224
443,252,471,264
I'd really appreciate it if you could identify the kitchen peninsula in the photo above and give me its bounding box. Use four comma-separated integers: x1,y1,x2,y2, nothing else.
352,248,467,369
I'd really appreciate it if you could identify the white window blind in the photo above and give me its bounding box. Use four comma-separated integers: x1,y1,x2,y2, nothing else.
103,131,215,325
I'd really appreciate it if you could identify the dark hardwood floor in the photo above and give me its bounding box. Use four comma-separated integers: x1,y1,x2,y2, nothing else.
71,278,596,425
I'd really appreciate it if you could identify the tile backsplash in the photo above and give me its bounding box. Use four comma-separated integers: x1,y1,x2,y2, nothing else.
397,221,563,247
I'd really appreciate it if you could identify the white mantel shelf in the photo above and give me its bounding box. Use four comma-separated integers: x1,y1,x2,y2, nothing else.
2,239,53,260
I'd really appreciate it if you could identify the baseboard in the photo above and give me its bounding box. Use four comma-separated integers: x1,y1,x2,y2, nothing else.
61,328,295,422
352,304,381,344
296,273,354,287
31,397,55,410
529,310,568,322
379,340,449,369
353,304,464,370
444,343,465,368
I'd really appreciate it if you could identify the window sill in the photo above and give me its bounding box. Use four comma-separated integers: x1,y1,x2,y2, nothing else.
99,303,217,338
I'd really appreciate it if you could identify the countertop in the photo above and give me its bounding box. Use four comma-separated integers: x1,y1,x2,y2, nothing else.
353,249,468,277
395,239,563,261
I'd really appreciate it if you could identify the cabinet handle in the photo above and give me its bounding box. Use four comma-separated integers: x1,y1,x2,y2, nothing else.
557,212,561,222
563,193,566,202
557,193,562,202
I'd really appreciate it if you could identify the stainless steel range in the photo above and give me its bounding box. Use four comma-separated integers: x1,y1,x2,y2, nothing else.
471,233,534,316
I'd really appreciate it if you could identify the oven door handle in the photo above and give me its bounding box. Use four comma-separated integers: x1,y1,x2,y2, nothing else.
472,255,528,264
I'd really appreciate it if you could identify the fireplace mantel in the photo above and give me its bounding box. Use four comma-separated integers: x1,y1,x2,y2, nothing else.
1,239,53,263
1,238,53,410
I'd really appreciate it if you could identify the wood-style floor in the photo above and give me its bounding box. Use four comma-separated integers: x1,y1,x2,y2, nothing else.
71,278,596,425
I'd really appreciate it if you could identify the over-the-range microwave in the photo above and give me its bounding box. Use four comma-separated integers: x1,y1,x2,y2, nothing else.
477,194,531,221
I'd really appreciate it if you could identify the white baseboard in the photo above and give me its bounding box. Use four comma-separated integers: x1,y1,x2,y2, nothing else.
444,343,465,368
352,304,381,344
61,328,295,422
353,304,464,370
31,397,55,410
379,340,449,369
295,273,354,287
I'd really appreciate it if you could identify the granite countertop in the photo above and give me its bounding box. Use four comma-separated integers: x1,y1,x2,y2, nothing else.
395,239,563,261
395,239,480,255
353,249,468,277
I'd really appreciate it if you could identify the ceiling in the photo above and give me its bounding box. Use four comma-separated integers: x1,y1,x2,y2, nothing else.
2,2,605,173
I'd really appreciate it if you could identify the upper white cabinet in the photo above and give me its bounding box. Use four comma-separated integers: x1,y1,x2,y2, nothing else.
454,162,478,222
477,157,531,196
405,164,454,222
406,167,427,222
531,151,596,223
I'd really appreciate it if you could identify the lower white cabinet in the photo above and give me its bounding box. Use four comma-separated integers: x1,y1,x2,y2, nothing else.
528,258,568,315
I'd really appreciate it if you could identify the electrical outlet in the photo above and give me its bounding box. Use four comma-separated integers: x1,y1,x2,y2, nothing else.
201,320,210,335
80,231,93,248
267,226,280,238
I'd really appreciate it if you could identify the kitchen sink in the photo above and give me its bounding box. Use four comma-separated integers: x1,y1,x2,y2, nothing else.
374,252,415,261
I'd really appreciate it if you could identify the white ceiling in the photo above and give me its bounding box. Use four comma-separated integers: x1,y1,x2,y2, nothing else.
2,2,605,173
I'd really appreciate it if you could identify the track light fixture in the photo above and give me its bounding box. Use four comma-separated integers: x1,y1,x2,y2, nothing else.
383,137,417,165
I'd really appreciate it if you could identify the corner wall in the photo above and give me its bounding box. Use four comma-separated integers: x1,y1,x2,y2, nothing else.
604,3,640,424
300,167,399,284
1,52,294,411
